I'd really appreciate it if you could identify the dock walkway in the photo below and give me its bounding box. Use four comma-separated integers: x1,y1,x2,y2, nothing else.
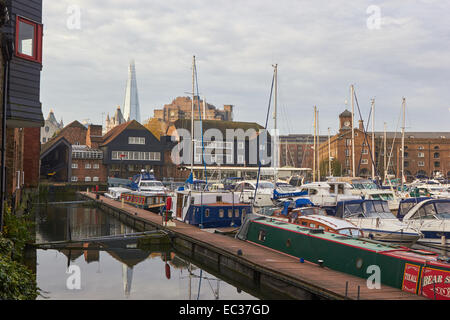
80,191,426,300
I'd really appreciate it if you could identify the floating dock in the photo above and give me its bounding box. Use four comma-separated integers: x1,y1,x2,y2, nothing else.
80,191,426,300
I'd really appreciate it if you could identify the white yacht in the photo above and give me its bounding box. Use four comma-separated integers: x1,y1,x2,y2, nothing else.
297,182,361,209
233,180,275,207
335,199,422,244
400,198,450,248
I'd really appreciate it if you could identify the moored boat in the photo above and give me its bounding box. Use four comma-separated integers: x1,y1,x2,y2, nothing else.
104,187,132,200
334,199,422,243
172,190,251,228
400,198,450,249
120,190,168,213
236,215,450,300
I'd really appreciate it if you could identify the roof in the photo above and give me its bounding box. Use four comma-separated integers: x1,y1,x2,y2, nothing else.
339,109,352,117
40,136,71,159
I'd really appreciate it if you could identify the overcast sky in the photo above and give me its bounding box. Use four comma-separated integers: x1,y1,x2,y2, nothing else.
40,0,450,135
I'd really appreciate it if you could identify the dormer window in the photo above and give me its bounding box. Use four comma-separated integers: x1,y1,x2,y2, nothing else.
15,16,43,63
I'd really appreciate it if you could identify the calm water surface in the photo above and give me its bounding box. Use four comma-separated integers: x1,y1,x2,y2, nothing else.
33,200,258,300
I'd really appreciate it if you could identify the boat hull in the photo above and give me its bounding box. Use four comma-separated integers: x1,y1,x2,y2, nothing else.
240,217,450,300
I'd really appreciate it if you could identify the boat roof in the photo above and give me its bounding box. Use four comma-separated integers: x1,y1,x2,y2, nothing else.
337,199,388,206
399,197,432,204
299,215,358,230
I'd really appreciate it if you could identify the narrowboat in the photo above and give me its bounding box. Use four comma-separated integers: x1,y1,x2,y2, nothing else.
236,215,450,300
120,191,168,213
334,199,422,243
172,190,251,228
400,198,450,249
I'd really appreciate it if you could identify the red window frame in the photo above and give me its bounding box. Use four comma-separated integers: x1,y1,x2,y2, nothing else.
15,16,43,63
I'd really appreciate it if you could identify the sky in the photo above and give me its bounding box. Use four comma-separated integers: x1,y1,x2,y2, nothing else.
40,0,450,136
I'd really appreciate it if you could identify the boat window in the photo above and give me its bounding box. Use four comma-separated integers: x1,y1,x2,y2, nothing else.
338,184,345,194
258,230,266,241
258,182,274,189
432,202,450,219
244,183,255,190
216,196,223,202
309,189,318,196
219,209,224,218
412,203,437,220
286,239,291,248
343,203,364,218
235,209,240,217
228,209,233,218
363,201,396,219
309,223,316,228
205,209,210,217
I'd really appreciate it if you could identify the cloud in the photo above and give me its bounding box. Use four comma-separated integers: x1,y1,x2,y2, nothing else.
40,1,450,133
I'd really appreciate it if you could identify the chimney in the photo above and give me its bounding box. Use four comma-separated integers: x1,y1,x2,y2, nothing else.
86,124,103,148
358,120,364,131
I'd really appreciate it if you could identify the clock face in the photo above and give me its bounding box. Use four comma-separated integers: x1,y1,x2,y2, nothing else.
344,121,350,127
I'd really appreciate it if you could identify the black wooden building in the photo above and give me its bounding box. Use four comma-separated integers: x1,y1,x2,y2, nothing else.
2,0,44,127
100,120,165,179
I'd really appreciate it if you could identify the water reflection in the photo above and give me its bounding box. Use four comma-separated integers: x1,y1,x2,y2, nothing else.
33,203,257,300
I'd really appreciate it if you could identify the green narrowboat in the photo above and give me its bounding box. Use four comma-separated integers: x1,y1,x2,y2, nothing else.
236,215,450,300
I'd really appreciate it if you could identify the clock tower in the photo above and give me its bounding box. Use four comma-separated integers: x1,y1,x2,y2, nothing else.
339,109,352,132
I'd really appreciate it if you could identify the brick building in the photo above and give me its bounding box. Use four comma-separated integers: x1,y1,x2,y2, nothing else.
41,120,165,182
279,134,327,169
153,96,233,132
40,121,106,183
318,110,450,180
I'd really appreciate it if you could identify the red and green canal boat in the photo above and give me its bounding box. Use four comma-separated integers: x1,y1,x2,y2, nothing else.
236,215,450,300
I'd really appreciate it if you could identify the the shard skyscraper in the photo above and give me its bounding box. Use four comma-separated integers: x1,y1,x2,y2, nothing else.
123,59,141,123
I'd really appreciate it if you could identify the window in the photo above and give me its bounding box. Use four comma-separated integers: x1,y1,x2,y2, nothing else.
45,126,49,132
346,139,351,146
238,142,244,149
85,177,91,182
93,163,99,169
237,155,244,164
129,137,145,144
418,161,425,167
72,163,78,169
434,161,440,168
418,146,424,150
15,16,43,63
361,159,368,164
345,149,350,157
361,149,368,155
418,152,425,158
93,177,99,182
85,163,91,169
434,152,440,159
71,176,78,182
42,137,46,142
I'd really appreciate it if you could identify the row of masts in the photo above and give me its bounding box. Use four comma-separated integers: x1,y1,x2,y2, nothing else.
188,57,407,187
312,84,407,187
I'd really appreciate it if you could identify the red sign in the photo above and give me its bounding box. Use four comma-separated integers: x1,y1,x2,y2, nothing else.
402,263,420,294
419,267,450,300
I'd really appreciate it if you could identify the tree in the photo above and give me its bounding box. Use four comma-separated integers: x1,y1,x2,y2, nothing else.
319,158,342,179
143,117,164,140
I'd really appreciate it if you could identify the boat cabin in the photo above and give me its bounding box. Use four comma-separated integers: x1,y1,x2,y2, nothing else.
174,190,251,228
335,199,395,219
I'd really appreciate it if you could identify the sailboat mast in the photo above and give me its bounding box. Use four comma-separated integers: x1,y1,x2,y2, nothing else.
351,85,356,177
317,109,320,182
313,106,317,182
328,127,332,177
191,56,195,176
401,97,406,189
273,64,278,182
371,98,375,180
383,122,387,183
